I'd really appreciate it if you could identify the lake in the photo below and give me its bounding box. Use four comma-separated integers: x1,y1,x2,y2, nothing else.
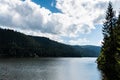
0,58,101,80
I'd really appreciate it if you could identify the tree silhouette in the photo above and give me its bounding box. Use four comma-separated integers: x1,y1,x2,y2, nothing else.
98,2,117,66
97,2,120,80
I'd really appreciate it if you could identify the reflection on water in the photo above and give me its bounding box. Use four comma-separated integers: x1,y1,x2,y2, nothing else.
0,58,101,80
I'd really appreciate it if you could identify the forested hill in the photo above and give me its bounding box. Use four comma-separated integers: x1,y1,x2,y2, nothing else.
0,28,100,57
73,45,101,57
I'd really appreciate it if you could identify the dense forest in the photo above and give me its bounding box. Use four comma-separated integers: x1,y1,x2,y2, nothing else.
0,28,100,57
97,2,120,80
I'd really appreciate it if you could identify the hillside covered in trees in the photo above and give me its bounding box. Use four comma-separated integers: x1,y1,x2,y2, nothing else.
97,2,120,80
0,28,100,57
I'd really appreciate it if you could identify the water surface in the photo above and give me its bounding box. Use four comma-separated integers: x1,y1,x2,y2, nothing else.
0,58,101,80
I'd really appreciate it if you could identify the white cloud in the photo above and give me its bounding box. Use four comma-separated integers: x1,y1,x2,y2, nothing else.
0,0,119,45
98,39,103,46
68,38,89,45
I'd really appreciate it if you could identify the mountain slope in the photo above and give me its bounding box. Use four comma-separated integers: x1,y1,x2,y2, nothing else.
0,28,100,57
73,45,101,57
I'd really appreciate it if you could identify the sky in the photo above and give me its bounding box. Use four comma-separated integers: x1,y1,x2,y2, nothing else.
0,0,119,46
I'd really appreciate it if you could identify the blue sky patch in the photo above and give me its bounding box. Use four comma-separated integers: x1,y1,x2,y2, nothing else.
32,0,60,13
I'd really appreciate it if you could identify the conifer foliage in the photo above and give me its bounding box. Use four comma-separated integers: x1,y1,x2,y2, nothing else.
97,2,120,80
103,2,117,64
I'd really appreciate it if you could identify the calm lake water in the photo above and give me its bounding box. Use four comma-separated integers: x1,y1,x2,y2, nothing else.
0,58,101,80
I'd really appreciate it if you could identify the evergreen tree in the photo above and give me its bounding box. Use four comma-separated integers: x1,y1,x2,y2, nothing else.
115,13,120,57
96,2,120,80
101,2,117,65
97,2,120,80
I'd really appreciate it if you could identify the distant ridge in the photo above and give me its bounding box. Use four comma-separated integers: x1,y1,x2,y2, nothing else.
0,28,100,57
